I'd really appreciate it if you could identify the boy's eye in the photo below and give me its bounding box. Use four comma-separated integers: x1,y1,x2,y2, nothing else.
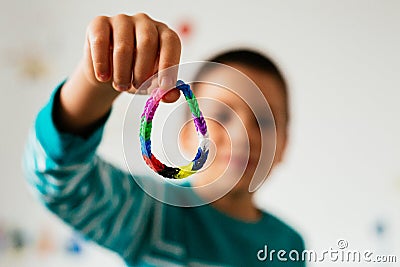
258,117,274,129
215,112,230,123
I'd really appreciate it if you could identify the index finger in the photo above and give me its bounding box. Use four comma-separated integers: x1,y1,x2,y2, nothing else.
156,23,181,96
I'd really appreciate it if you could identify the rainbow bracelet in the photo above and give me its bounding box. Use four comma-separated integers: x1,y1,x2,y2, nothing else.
139,80,209,179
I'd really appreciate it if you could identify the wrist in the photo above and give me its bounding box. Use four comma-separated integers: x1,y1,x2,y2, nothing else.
55,61,119,135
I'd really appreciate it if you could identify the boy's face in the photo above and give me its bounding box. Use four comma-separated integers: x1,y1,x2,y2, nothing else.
180,63,287,195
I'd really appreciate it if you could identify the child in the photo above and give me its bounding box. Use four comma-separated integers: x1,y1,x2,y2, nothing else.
23,13,305,266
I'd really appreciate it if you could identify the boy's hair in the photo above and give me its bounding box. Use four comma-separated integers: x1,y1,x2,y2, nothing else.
194,48,290,124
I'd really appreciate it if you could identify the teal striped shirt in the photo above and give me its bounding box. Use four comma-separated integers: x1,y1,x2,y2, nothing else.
23,81,306,266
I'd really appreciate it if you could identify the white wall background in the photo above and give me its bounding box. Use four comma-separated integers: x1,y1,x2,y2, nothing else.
0,0,399,266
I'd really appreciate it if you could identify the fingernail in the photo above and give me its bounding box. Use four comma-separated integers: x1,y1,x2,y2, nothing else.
113,82,131,91
133,81,142,90
99,73,109,82
160,76,174,90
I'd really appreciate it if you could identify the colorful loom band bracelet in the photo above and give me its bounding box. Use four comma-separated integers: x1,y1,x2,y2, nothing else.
139,80,209,179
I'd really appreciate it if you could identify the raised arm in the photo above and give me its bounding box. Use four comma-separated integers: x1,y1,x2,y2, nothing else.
23,13,182,264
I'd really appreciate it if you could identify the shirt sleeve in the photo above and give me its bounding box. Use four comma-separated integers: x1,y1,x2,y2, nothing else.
22,80,155,263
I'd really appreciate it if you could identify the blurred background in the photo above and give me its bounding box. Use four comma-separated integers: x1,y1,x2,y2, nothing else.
0,0,399,266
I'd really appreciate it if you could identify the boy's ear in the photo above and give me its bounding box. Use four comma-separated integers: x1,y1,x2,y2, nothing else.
273,131,288,166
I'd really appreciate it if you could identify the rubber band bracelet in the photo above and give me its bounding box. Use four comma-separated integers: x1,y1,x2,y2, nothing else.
139,80,209,179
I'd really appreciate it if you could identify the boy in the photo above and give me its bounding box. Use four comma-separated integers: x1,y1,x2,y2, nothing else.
24,13,305,266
